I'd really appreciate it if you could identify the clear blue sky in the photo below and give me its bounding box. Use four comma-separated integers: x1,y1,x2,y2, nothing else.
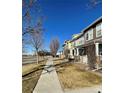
23,0,102,53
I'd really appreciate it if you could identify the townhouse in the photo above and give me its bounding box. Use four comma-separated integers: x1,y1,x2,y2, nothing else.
63,17,102,69
82,17,102,69
62,40,72,58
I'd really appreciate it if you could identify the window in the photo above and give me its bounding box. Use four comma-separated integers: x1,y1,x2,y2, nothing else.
88,29,93,40
86,33,88,40
86,28,93,41
96,23,102,37
79,40,82,44
79,48,86,56
99,44,102,55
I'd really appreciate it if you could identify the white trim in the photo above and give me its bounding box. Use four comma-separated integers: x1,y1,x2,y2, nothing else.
95,43,99,56
96,23,102,37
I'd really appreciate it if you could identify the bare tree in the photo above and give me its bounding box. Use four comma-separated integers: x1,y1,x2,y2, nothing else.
30,31,43,64
22,0,45,54
23,0,38,35
50,38,60,57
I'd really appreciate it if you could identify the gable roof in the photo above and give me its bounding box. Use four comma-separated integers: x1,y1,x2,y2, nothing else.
81,16,102,33
70,16,102,42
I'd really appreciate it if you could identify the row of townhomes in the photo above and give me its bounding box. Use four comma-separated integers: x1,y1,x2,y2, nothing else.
62,17,102,70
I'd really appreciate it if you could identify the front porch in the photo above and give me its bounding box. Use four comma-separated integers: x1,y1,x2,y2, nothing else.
70,42,102,70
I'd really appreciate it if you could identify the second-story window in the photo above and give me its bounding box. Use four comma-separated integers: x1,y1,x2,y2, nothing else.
86,28,93,41
86,33,88,40
96,23,102,37
89,29,93,40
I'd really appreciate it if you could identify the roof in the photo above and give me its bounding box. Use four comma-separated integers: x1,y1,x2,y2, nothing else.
81,16,102,33
70,16,102,42
72,33,82,39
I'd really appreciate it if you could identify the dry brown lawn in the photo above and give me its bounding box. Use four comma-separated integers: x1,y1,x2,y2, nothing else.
53,58,68,66
22,69,41,93
22,61,46,76
54,61,102,89
22,60,46,93
53,57,66,62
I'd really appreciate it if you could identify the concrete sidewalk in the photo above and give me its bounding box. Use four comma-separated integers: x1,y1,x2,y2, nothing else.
33,57,63,93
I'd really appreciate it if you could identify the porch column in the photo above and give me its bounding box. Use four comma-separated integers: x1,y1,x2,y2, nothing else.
95,43,99,70
76,48,79,56
95,43,99,56
74,49,75,56
70,49,72,56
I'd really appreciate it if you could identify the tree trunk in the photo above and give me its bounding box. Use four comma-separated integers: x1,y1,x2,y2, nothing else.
36,51,39,64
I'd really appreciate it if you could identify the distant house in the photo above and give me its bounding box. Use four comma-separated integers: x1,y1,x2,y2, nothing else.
62,40,72,58
63,17,102,69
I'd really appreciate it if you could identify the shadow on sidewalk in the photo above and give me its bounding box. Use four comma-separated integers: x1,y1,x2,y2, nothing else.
41,60,73,75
